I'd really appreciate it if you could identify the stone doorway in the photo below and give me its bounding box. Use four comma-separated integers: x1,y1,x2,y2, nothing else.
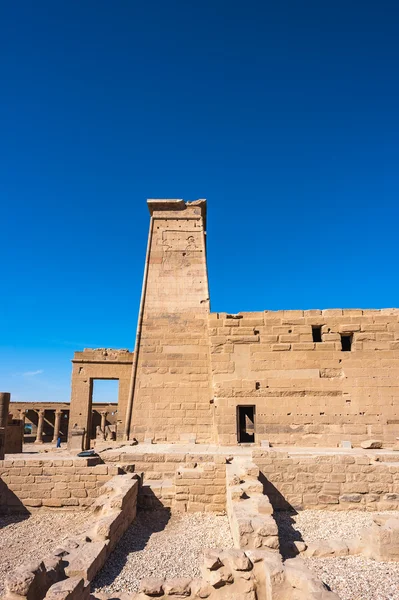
237,405,255,443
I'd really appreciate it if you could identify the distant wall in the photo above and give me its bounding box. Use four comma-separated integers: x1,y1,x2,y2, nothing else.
209,309,399,446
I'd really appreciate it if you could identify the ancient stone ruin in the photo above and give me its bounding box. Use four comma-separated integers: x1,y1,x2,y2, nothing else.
2,198,399,600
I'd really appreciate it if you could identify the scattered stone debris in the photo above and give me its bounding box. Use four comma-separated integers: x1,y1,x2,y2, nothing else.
361,439,383,449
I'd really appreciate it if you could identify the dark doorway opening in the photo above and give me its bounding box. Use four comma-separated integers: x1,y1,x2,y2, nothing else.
237,406,255,443
341,334,352,352
312,326,322,343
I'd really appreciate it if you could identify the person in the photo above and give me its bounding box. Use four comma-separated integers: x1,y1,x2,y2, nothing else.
56,436,61,448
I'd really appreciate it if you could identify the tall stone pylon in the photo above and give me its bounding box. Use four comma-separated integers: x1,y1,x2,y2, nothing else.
125,199,214,443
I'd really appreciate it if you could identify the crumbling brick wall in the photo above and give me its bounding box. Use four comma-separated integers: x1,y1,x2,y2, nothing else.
210,309,399,446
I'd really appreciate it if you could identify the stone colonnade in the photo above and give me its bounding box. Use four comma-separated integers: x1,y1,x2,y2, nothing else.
29,409,65,444
19,408,109,444
15,408,66,444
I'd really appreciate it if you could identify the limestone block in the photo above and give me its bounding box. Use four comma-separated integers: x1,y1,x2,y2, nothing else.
305,540,349,557
361,439,383,449
204,565,233,588
189,578,213,598
65,541,108,581
203,550,223,571
284,557,341,598
163,577,192,596
257,496,273,515
339,493,362,503
45,577,89,600
5,558,60,600
221,549,252,571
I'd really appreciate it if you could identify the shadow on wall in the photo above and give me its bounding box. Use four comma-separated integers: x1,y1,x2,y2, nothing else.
258,473,307,560
274,511,305,559
92,505,171,590
259,472,294,511
0,480,30,518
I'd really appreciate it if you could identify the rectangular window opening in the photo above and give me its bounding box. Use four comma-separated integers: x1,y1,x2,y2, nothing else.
341,334,352,352
312,326,322,343
237,406,255,443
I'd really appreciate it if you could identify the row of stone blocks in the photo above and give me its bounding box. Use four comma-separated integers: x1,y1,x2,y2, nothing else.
104,450,228,513
3,473,139,600
252,448,399,510
0,457,120,511
226,458,279,551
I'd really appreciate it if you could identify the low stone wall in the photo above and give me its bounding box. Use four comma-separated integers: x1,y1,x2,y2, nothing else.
226,458,279,551
89,549,339,600
3,473,139,600
103,449,227,513
0,457,119,512
174,460,226,513
253,448,399,510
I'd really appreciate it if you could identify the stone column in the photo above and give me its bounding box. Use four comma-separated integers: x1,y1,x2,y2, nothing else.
52,410,63,443
35,409,45,444
0,392,11,460
100,411,108,434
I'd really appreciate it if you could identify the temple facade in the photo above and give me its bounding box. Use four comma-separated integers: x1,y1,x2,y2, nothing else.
65,199,399,448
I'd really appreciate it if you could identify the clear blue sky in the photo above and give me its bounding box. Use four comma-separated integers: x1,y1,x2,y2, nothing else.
1,1,398,402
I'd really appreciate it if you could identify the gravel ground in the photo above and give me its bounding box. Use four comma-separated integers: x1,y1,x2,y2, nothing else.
306,555,399,600
0,510,95,596
92,509,233,594
275,510,399,544
275,510,399,600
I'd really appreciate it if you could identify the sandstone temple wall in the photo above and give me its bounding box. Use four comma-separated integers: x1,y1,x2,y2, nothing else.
210,309,399,446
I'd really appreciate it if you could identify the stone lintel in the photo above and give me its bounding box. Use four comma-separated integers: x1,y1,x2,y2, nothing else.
72,348,134,364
